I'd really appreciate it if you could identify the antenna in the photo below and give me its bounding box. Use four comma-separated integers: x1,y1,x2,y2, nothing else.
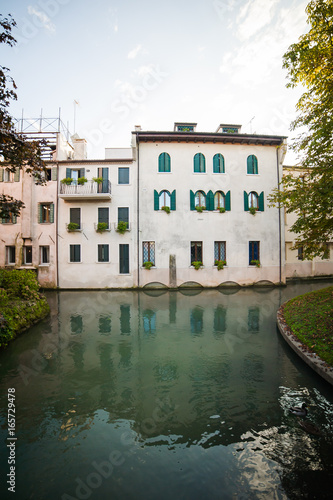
73,100,79,133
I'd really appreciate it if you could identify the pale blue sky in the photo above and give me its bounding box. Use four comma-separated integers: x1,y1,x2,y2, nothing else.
1,0,309,162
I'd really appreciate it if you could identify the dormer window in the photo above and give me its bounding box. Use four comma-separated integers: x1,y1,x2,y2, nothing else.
174,122,197,132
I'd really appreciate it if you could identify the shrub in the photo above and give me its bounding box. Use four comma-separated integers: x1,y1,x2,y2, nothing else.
96,222,109,233
161,206,170,214
0,269,40,300
61,177,73,185
219,207,226,213
215,260,226,270
92,177,103,184
116,221,128,234
77,177,88,185
67,222,80,231
192,261,203,270
143,261,154,270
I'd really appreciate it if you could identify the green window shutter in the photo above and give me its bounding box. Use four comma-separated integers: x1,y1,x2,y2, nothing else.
12,214,17,224
0,169,3,182
165,153,170,172
244,191,249,211
247,155,258,174
194,154,199,172
170,190,176,211
213,154,225,173
158,154,163,172
50,203,54,223
225,190,231,211
79,168,85,178
51,167,57,181
258,191,264,211
14,169,20,182
206,190,214,211
38,204,42,223
159,153,171,172
190,190,195,210
154,190,159,210
66,168,71,178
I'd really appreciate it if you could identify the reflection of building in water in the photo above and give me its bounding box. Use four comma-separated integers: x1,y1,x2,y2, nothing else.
40,289,284,443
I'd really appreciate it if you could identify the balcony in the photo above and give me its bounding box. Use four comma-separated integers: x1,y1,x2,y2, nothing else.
59,180,112,201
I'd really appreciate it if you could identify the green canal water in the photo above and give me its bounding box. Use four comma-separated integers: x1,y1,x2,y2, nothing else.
0,282,333,499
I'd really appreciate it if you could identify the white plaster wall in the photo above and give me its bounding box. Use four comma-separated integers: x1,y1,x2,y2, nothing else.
137,140,285,287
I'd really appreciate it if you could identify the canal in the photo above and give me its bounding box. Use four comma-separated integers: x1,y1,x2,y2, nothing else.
0,282,332,499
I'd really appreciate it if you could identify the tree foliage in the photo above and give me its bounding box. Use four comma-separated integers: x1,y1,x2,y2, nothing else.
269,0,333,259
0,14,46,219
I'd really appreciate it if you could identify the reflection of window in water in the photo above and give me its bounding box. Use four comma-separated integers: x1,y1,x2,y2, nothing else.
154,363,177,382
214,306,226,333
71,315,83,334
99,316,111,334
120,305,131,334
190,307,203,334
248,307,260,332
143,309,156,334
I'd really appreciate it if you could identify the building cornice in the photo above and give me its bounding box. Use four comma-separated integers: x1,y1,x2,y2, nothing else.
133,131,287,146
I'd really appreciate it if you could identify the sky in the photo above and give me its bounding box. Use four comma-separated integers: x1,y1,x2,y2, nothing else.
1,0,309,163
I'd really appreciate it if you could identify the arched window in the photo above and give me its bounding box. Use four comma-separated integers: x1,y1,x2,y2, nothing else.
248,191,259,209
214,191,225,209
247,155,258,174
194,153,206,173
158,153,171,172
213,154,225,173
195,190,206,208
159,190,171,209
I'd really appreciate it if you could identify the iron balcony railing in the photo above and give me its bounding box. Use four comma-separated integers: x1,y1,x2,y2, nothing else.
60,180,111,196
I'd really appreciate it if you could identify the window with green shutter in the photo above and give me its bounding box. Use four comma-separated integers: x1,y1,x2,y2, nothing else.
39,203,54,223
194,153,206,173
244,191,264,211
98,244,109,262
158,153,171,172
247,155,258,174
70,244,81,263
98,207,109,225
213,154,225,173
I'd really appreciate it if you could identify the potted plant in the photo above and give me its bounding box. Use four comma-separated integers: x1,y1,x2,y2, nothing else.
77,177,88,185
92,177,103,184
61,177,73,185
161,206,170,214
249,206,258,215
143,261,154,270
195,206,205,213
67,222,80,232
215,259,226,270
96,222,109,233
192,261,203,270
219,207,226,213
250,259,261,268
116,221,128,234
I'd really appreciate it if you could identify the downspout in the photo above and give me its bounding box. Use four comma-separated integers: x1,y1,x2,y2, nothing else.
276,146,282,284
56,161,59,288
136,133,140,288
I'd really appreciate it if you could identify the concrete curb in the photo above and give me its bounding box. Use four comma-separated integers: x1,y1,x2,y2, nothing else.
277,303,333,387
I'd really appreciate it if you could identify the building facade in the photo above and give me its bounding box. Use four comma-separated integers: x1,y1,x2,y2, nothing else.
134,123,287,288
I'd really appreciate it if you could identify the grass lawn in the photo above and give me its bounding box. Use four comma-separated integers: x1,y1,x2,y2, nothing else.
283,286,333,366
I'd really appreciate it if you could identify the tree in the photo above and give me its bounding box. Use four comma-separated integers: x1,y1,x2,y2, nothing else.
269,0,333,259
0,14,46,219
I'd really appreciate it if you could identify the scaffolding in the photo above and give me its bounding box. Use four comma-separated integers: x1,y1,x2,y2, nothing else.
13,109,73,160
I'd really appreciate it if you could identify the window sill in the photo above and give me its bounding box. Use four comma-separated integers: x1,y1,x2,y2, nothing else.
39,264,50,267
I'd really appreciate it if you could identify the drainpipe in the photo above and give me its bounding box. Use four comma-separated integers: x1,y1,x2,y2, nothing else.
56,161,59,288
136,133,140,288
276,146,282,284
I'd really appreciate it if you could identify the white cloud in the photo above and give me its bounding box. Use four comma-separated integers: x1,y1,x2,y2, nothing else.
27,6,56,33
236,0,279,40
127,44,142,59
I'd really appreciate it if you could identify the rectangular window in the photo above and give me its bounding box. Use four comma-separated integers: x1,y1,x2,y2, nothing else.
2,212,17,224
118,207,129,224
39,203,54,223
40,246,50,264
297,247,304,261
3,169,12,182
6,246,15,265
191,241,202,263
118,167,129,184
143,241,155,265
249,241,260,265
70,207,81,228
23,246,33,265
98,207,109,225
214,241,226,262
70,244,81,263
119,244,129,274
98,244,109,262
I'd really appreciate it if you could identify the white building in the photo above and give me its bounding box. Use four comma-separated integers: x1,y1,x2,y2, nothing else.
133,123,287,288
57,146,136,288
